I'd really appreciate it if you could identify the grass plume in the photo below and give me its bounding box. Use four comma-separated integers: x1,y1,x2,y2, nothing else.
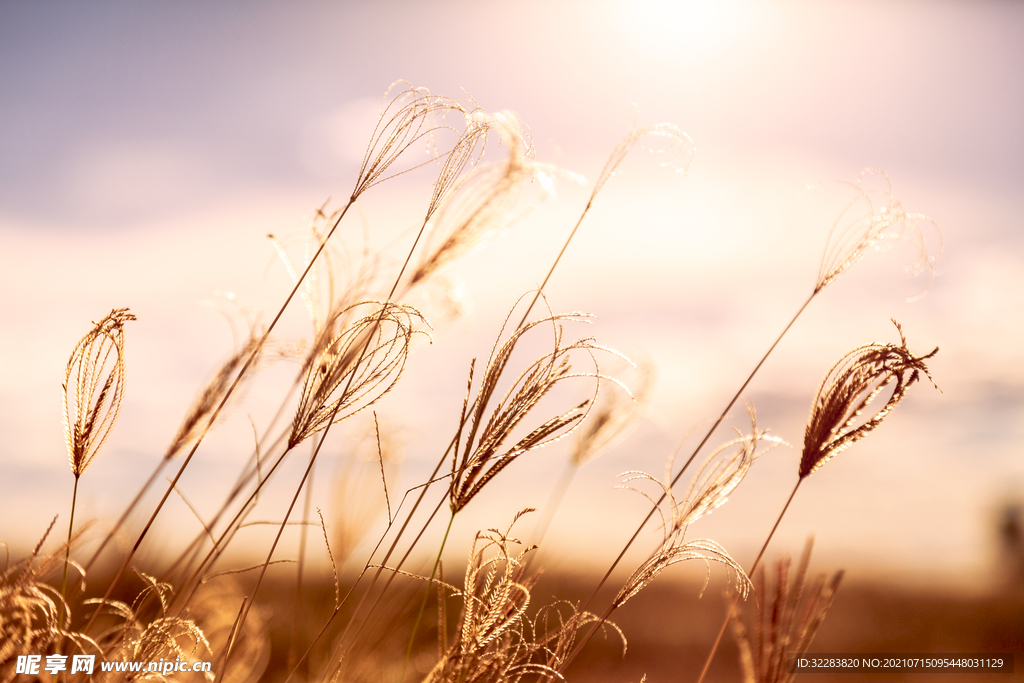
0,81,952,683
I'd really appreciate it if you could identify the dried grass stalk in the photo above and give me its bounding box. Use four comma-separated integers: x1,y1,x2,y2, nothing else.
448,308,606,514
289,301,428,449
411,112,535,287
268,202,380,338
570,357,653,468
730,539,843,683
613,407,780,608
814,169,941,299
424,511,614,683
62,308,135,477
799,320,938,479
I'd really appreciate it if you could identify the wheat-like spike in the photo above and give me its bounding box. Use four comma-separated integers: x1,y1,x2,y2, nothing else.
799,320,938,478
423,512,610,683
814,169,941,300
62,308,135,476
87,572,212,680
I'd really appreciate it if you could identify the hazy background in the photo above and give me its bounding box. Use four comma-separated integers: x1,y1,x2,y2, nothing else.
1,0,1022,594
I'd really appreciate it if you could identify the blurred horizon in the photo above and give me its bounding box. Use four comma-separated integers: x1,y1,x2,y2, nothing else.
2,0,1023,595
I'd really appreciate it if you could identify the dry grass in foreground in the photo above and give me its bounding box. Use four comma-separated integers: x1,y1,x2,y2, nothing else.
0,82,954,683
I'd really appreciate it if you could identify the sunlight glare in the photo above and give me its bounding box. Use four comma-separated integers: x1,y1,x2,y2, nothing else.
619,0,765,59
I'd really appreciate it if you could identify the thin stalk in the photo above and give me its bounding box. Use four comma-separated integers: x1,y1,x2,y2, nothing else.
83,459,164,573
168,373,300,582
221,437,324,674
583,294,814,612
168,389,298,589
59,475,80,632
402,511,455,681
514,196,593,333
223,185,440,675
694,477,803,683
289,448,317,670
81,199,356,639
172,436,294,612
282,443,454,683
556,294,816,675
324,494,449,683
212,597,247,683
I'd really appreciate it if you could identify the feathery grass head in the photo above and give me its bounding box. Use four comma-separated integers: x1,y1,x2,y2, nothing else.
799,320,938,479
425,510,613,683
614,407,779,608
351,82,507,204
814,169,941,300
730,539,843,683
0,520,99,667
166,331,261,460
587,118,695,205
448,304,608,514
289,301,428,449
423,108,532,223
570,356,653,468
62,308,136,477
85,571,211,679
410,112,537,288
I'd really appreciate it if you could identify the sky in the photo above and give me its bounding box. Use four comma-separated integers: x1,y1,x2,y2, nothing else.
1,0,1022,593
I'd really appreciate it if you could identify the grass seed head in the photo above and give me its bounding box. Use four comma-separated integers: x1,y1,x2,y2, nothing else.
289,301,428,449
425,511,612,683
62,308,136,477
799,320,938,479
166,332,260,460
351,83,501,203
589,119,695,204
613,407,778,608
411,111,536,288
448,305,605,514
814,169,941,300
730,539,844,683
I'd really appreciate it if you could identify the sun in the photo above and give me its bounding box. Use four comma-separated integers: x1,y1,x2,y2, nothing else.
617,0,768,60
